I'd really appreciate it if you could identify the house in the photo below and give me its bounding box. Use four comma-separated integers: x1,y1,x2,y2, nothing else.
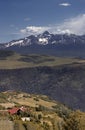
21,117,30,121
8,106,26,115
8,107,20,115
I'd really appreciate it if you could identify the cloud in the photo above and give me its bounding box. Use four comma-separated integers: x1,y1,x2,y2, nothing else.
55,14,85,35
20,26,50,35
59,3,71,7
20,14,85,36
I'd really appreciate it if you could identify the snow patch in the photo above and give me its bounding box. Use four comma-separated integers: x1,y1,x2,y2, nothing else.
39,38,48,45
52,41,56,44
5,40,24,47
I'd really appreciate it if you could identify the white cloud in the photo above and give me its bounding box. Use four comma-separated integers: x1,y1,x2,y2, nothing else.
20,26,50,35
59,3,71,7
20,14,85,36
55,14,85,35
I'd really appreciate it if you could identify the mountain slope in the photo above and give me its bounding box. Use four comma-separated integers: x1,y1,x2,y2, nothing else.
0,63,85,110
0,91,85,130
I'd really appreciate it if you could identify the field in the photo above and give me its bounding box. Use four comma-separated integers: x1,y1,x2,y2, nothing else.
0,92,57,109
0,50,84,69
11,95,57,109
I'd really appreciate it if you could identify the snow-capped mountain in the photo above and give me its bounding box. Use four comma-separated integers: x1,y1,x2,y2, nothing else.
3,31,51,48
1,31,85,57
1,31,85,48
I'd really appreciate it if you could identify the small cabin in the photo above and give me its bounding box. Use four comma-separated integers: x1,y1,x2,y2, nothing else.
8,106,26,115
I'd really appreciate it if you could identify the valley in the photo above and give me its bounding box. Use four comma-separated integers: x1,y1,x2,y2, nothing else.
0,0,85,129
0,51,85,111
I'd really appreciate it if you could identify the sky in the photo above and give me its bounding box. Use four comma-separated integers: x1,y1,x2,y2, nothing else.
0,0,85,42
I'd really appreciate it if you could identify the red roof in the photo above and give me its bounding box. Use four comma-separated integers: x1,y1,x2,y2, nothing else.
8,107,19,114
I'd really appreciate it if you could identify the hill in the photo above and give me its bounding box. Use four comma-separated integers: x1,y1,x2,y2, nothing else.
0,91,71,130
0,91,85,130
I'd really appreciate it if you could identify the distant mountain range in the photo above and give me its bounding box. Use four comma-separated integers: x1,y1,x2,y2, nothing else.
1,31,85,57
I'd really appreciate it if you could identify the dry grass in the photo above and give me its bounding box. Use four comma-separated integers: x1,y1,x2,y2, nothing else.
0,92,57,109
0,53,83,69
0,120,14,130
0,102,15,108
12,96,56,109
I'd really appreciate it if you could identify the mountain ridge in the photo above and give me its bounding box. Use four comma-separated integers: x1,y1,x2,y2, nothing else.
0,31,85,57
2,31,85,47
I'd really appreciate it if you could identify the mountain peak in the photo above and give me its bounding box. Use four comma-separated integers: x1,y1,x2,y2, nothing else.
42,31,50,36
39,31,51,39
1,32,85,51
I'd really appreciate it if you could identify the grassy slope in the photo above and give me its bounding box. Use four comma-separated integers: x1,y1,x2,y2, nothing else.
0,91,71,130
0,91,58,109
0,91,85,130
0,120,14,130
0,50,83,69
